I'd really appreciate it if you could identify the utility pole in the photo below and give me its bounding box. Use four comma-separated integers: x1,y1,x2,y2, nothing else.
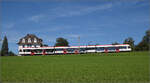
78,36,80,53
88,41,92,45
0,37,2,48
149,36,150,55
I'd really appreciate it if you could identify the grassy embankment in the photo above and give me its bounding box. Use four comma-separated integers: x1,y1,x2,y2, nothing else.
1,51,150,83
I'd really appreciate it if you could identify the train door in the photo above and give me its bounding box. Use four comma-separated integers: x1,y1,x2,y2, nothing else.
75,49,79,54
42,50,46,55
104,47,108,53
63,49,67,54
31,50,34,56
116,47,120,53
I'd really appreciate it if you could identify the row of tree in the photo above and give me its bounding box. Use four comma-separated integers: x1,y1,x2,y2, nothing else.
112,29,150,51
134,29,150,51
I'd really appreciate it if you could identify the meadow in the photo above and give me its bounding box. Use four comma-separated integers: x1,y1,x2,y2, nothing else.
1,51,150,83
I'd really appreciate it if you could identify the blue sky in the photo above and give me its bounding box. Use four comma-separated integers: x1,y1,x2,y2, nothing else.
1,0,150,54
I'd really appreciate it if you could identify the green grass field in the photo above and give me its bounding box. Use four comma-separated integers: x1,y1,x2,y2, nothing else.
1,51,150,83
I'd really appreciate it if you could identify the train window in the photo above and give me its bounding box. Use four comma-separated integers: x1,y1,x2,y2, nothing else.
55,49,64,51
23,50,28,52
27,50,31,52
119,46,127,49
67,48,75,52
86,48,95,50
128,46,131,48
45,49,54,52
96,47,104,51
108,47,116,50
36,49,42,53
80,48,86,51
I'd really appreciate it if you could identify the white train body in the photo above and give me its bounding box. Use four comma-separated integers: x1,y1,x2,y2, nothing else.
18,34,131,56
18,44,131,56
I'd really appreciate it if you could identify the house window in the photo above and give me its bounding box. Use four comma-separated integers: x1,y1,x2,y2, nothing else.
28,38,31,43
22,39,25,43
34,38,37,43
28,45,31,47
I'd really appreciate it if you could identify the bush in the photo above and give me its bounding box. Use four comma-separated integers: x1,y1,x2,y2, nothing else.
8,51,17,56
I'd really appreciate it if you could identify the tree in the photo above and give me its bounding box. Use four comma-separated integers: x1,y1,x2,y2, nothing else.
55,37,69,46
144,29,150,43
123,37,134,51
135,41,148,51
112,42,119,45
135,29,150,51
95,43,100,45
1,36,9,56
8,51,17,56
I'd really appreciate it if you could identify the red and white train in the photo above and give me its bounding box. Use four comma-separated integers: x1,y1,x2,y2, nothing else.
18,44,131,56
18,34,131,56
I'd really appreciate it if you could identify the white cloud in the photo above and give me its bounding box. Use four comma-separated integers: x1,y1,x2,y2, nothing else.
28,3,113,23
68,34,80,38
28,14,45,23
81,3,113,13
53,3,113,17
2,23,15,29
